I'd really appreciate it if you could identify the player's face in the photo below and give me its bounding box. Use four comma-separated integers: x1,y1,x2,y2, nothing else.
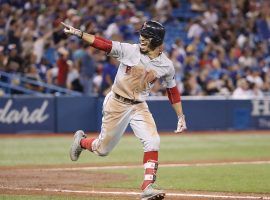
139,35,151,54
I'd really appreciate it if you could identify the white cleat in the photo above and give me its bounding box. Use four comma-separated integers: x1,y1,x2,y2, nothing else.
141,184,165,200
69,130,86,161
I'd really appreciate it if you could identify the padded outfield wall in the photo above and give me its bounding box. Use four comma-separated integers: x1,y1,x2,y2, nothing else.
0,96,269,133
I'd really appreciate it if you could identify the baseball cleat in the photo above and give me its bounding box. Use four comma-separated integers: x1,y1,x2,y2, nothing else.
141,184,165,200
70,130,86,161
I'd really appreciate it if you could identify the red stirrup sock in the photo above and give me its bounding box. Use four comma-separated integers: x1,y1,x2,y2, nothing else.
141,151,159,190
80,138,95,151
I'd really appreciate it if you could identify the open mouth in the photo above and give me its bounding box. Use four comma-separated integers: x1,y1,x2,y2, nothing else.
140,43,147,47
140,41,149,48
139,36,149,47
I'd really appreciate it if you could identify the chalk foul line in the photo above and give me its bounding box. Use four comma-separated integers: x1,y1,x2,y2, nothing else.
0,186,270,199
43,160,270,171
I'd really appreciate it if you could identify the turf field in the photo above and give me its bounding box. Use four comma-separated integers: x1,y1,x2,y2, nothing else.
1,132,270,200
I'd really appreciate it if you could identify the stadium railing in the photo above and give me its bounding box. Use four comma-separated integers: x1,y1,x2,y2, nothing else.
0,70,82,96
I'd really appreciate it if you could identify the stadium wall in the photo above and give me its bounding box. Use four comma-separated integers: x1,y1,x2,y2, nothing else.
0,96,270,133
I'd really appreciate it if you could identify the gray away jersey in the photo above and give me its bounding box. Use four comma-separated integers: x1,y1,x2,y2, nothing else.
108,41,176,101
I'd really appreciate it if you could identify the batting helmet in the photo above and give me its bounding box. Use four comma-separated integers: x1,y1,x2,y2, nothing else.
139,20,165,48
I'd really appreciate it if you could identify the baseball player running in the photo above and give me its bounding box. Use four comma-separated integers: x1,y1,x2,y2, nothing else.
62,20,187,200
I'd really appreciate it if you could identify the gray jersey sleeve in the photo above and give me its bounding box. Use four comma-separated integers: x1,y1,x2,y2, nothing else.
108,41,137,61
162,65,177,88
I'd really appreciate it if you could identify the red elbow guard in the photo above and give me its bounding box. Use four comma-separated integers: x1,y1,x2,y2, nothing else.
92,36,112,53
166,86,181,104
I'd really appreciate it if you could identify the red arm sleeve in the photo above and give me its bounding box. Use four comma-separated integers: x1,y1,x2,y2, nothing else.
166,86,181,104
91,36,112,53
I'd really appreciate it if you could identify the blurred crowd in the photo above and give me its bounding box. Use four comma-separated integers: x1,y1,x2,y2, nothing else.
0,0,269,98
175,0,270,99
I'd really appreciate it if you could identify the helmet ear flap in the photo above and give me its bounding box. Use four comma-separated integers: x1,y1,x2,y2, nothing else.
150,37,162,48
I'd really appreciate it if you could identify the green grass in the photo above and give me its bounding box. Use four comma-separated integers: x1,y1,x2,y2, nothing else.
1,134,270,166
161,134,270,161
97,164,270,193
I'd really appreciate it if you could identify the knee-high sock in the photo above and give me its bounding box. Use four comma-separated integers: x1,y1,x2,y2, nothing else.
143,151,158,164
141,151,158,190
80,138,95,151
